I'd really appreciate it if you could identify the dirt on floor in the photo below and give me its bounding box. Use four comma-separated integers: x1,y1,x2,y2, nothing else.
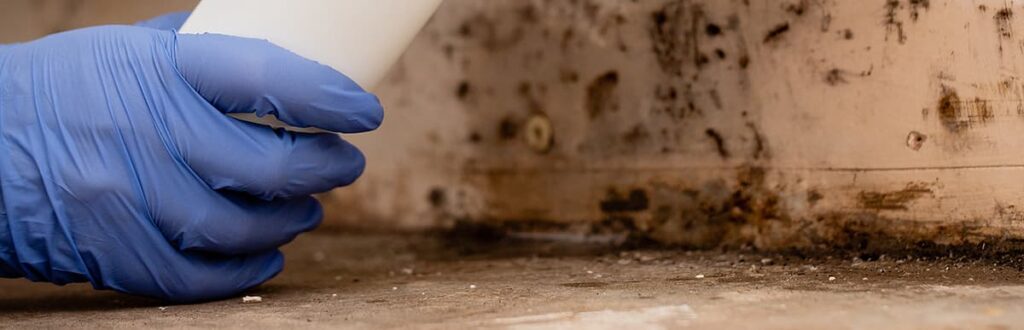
3,230,1024,329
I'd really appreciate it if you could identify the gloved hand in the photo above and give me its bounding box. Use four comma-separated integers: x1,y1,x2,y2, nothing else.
0,12,383,302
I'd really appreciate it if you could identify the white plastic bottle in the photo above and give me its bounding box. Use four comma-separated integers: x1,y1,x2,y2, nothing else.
179,0,444,129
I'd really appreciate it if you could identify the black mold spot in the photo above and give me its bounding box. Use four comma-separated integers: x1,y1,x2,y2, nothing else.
738,55,750,69
586,71,620,119
623,124,651,144
843,29,854,40
714,49,727,59
518,81,532,96
468,131,482,143
884,0,907,44
747,122,768,159
428,187,447,208
995,8,1013,39
600,189,650,213
498,117,520,140
649,2,701,75
824,68,848,86
560,70,580,83
785,1,806,16
456,81,472,100
763,23,790,43
807,190,824,206
705,23,722,36
697,53,710,66
705,128,730,158
908,0,930,21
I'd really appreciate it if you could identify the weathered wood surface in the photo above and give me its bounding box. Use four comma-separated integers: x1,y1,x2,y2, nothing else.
327,0,1024,249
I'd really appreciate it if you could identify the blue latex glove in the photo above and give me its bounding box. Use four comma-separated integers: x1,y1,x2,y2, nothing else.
0,12,383,302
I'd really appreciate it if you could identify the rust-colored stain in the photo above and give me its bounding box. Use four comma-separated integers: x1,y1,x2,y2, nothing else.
857,183,934,211
937,87,993,133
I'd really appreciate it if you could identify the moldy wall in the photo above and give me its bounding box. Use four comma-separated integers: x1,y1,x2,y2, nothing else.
332,0,1024,251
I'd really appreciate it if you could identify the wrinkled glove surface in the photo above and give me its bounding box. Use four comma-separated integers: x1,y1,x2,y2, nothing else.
0,13,382,302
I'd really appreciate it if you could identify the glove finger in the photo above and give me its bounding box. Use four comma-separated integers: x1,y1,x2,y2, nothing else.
153,250,283,303
175,111,366,200
134,11,191,31
174,33,384,133
157,191,323,256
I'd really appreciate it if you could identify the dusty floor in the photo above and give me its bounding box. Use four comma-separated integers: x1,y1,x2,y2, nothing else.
3,231,1024,329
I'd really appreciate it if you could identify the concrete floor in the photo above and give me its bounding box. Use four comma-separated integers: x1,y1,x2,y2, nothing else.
3,232,1024,329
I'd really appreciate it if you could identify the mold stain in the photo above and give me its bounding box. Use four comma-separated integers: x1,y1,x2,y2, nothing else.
763,23,791,43
824,68,848,86
457,14,525,51
884,0,907,44
937,87,994,133
498,117,520,140
995,8,1013,40
785,1,806,16
705,128,730,158
600,189,650,213
857,183,934,211
586,71,620,119
456,81,472,100
650,2,707,74
428,187,447,208
650,3,686,76
807,190,824,207
908,0,930,21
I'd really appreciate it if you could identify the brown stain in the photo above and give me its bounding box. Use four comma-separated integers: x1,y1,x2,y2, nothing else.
937,87,994,133
586,71,620,119
857,183,934,211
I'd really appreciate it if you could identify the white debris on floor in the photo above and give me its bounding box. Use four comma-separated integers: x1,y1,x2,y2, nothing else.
241,296,263,303
491,304,697,329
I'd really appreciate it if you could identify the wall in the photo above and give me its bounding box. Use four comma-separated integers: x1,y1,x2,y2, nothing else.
333,0,1024,250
